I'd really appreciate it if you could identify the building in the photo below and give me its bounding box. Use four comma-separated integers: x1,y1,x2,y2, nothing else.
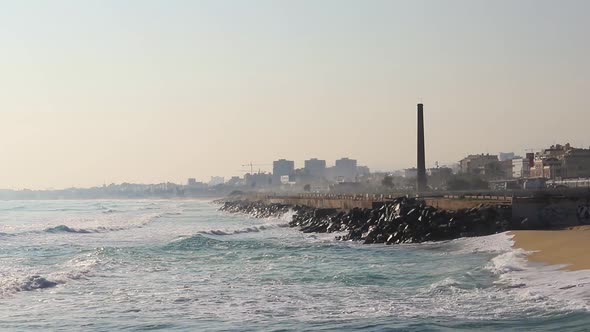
562,148,590,178
357,166,371,177
529,144,590,179
459,154,501,178
512,158,531,178
184,179,207,191
304,158,326,178
226,176,242,186
498,152,516,162
499,160,514,179
333,158,358,182
272,159,295,184
244,172,272,188
208,176,225,186
530,158,563,179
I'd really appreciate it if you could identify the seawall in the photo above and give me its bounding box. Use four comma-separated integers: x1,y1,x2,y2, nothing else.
238,193,511,211
229,191,590,229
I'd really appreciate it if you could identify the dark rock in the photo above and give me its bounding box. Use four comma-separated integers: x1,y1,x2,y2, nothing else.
219,198,514,246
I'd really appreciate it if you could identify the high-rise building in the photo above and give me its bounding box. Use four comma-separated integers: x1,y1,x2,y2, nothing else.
333,158,357,182
273,159,295,184
304,158,326,178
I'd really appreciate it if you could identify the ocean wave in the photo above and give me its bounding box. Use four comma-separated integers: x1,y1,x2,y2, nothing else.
0,250,101,297
469,232,590,312
0,205,26,211
198,223,289,236
163,212,183,216
40,211,174,235
414,232,590,313
165,234,224,250
446,232,515,254
7,275,59,292
427,277,463,294
45,225,94,234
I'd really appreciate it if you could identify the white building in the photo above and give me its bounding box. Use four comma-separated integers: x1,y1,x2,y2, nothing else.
512,159,531,178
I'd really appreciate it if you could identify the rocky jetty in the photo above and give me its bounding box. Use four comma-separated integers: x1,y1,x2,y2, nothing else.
218,198,513,245
219,200,292,218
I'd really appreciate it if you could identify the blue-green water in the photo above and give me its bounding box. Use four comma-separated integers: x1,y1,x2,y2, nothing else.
1,200,589,331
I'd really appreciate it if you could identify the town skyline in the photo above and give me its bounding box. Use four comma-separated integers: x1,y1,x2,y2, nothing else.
2,0,589,189
1,130,588,190
2,142,586,191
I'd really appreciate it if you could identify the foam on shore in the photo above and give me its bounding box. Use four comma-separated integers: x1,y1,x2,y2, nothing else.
460,231,590,311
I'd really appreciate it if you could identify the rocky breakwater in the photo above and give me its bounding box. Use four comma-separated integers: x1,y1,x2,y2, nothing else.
218,200,292,218
218,198,513,245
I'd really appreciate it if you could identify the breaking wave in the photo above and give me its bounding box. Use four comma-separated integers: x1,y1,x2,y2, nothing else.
198,223,289,236
45,225,94,234
41,211,175,235
449,232,590,312
165,234,224,250
0,250,102,297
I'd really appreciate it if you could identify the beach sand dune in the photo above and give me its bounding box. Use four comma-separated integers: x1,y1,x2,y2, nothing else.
511,226,590,271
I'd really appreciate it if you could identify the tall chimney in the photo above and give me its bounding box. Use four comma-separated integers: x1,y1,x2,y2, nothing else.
417,103,427,192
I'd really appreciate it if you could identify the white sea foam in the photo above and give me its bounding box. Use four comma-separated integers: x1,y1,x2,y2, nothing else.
452,232,590,311
198,208,295,236
488,247,590,311
449,232,516,254
198,223,289,236
1,202,184,236
0,249,103,297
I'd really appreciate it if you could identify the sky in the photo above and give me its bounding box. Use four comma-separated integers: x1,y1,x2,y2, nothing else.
1,0,589,189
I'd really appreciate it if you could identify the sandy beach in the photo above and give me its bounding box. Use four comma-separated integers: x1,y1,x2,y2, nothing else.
511,226,590,271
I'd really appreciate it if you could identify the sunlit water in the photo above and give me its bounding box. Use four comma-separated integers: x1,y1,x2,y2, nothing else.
1,200,590,331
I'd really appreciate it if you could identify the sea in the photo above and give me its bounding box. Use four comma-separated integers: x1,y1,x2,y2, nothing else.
1,200,590,331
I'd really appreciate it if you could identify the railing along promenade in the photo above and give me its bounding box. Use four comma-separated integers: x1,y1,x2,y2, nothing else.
238,187,590,210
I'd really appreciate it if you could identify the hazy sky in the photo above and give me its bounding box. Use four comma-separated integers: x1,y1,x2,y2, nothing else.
1,0,589,189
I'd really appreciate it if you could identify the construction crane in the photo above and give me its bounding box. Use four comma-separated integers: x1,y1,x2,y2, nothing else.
241,162,271,174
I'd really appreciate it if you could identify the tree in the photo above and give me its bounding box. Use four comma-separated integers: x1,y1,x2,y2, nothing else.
303,184,311,192
447,174,489,191
381,175,395,188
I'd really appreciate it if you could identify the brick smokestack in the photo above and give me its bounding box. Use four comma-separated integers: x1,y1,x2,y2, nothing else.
417,103,427,192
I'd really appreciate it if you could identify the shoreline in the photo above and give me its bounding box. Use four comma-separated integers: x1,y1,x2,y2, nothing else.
511,226,590,271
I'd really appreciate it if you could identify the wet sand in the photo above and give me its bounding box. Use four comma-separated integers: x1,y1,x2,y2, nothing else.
511,226,590,271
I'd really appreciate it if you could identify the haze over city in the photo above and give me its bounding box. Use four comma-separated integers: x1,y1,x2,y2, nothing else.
1,0,589,189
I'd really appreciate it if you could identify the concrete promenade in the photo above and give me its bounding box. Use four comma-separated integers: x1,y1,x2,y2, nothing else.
240,193,512,210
